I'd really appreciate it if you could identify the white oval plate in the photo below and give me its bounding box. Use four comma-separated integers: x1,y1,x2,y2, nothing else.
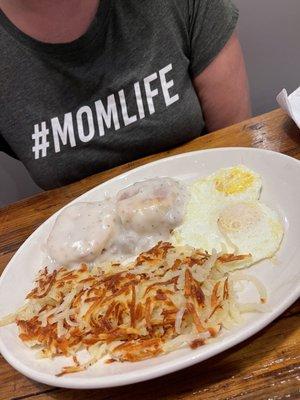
0,148,300,389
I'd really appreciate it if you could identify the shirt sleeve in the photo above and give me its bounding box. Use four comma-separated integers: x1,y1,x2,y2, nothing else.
188,0,239,78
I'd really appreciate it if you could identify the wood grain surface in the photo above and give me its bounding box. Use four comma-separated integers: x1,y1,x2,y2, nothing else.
0,109,299,400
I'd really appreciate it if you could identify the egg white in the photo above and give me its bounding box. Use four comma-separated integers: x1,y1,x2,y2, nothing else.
172,165,263,252
172,165,283,267
218,201,284,264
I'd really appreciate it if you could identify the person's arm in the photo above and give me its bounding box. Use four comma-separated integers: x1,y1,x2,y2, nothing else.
193,32,251,132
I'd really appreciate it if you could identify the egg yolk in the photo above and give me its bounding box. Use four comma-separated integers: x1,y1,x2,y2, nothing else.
218,202,261,233
214,168,254,195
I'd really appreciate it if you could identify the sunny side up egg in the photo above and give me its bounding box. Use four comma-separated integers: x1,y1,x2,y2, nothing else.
172,165,284,267
218,201,284,264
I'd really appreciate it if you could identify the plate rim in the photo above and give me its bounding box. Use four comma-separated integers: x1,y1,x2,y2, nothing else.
1,147,300,389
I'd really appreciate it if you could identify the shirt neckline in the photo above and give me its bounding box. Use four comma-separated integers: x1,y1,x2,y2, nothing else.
0,1,110,57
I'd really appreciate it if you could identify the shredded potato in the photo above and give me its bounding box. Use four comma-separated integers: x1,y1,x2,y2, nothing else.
0,242,267,376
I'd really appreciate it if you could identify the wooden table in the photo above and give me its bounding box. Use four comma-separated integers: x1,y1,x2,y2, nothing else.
0,109,299,400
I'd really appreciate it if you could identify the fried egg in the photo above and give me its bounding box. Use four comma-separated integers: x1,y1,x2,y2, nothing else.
172,165,283,266
218,201,283,263
193,165,262,202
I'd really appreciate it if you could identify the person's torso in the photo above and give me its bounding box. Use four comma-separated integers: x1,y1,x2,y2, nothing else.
0,0,204,189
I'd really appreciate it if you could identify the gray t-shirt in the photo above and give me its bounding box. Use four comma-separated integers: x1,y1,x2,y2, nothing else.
0,0,238,189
